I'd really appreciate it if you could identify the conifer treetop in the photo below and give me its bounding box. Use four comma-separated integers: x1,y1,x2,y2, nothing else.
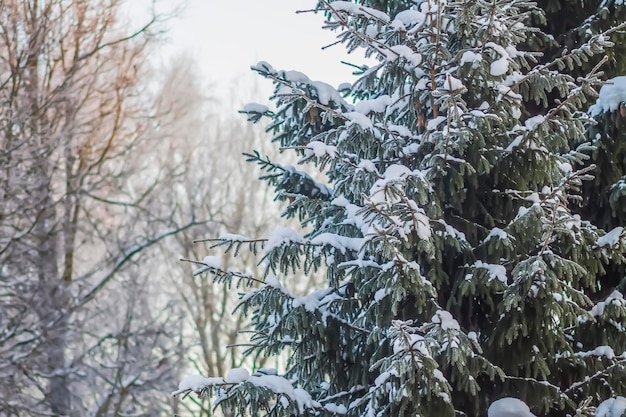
175,1,626,416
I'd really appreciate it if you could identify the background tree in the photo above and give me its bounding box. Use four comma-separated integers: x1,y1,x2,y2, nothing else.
152,56,278,416
175,1,626,417
0,1,199,415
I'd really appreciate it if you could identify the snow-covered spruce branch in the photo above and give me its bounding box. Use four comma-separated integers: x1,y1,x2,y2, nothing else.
538,165,596,255
172,370,326,416
180,258,266,285
252,67,429,159
504,375,572,405
565,356,626,394
498,23,624,100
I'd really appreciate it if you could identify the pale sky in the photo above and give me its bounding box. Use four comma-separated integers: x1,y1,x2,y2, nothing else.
159,0,365,105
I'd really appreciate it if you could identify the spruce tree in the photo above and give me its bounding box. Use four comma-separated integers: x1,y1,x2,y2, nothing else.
174,1,626,416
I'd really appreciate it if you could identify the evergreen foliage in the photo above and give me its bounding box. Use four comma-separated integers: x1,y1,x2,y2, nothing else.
175,1,626,416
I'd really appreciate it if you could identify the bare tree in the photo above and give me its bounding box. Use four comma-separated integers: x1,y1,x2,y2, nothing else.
0,1,197,416
144,55,290,416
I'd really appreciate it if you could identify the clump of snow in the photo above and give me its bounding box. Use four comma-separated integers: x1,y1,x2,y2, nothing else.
243,103,269,114
357,159,377,173
245,374,320,412
491,58,509,76
266,227,304,252
392,332,430,356
338,82,352,91
202,255,222,269
374,369,399,387
486,42,510,76
431,310,460,331
575,346,616,359
484,227,508,242
172,375,224,396
307,141,337,158
597,227,624,247
473,260,508,283
460,51,482,65
311,80,347,106
355,95,391,114
283,70,310,83
590,290,625,317
374,288,390,302
488,398,536,417
292,288,338,312
442,74,465,92
324,403,348,414
264,275,282,288
294,388,319,413
369,166,410,201
589,76,626,116
251,61,275,74
330,1,390,22
193,255,223,275
596,397,626,417
427,115,447,131
309,233,364,254
344,111,374,130
384,45,422,67
225,368,250,383
393,9,425,27
524,115,545,131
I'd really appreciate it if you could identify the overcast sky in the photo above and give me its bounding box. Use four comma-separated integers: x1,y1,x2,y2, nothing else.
158,0,364,106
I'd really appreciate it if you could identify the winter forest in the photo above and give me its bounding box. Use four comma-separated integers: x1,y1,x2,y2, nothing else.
1,0,626,416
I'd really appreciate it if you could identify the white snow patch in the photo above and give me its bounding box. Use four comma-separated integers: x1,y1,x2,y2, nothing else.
442,74,465,92
486,42,510,76
491,57,509,76
524,115,545,131
596,396,626,417
461,51,482,64
392,332,429,356
244,374,319,412
324,403,348,414
590,76,626,115
292,288,335,312
225,368,250,383
344,111,374,130
202,256,222,269
193,255,223,275
172,375,224,395
243,103,269,114
310,233,364,253
484,227,508,242
488,398,536,417
385,45,422,67
374,288,390,302
266,227,304,252
355,95,391,114
427,115,447,131
590,290,625,317
393,10,425,27
357,159,378,173
473,260,507,283
311,80,347,106
431,310,460,331
294,388,319,413
330,1,390,22
307,141,338,158
597,227,624,247
576,346,616,360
